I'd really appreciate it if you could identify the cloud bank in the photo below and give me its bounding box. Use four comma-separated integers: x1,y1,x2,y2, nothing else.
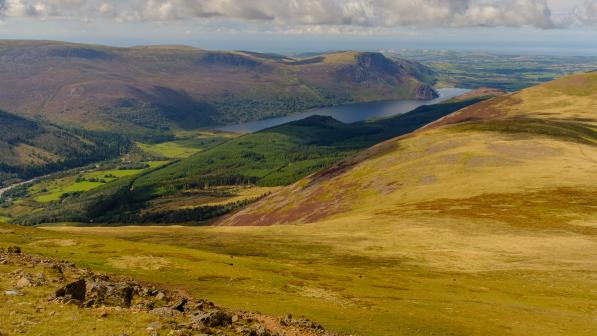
0,0,595,29
573,0,597,25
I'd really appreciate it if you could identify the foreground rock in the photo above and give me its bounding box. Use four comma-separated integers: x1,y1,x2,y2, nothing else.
1,247,333,336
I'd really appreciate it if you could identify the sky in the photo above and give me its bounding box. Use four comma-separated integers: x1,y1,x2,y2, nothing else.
0,0,596,55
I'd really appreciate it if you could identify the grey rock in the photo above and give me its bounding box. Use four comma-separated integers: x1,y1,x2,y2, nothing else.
150,307,182,318
245,326,271,336
155,292,166,301
4,290,21,296
86,279,134,308
55,279,86,301
190,310,232,328
170,297,188,312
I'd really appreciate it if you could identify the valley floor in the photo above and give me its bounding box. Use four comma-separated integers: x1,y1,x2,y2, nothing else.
2,211,596,335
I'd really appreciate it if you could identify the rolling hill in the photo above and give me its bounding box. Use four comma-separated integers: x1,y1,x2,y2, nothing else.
0,40,437,138
12,90,502,225
9,74,595,336
221,71,596,227
0,110,126,187
199,71,597,335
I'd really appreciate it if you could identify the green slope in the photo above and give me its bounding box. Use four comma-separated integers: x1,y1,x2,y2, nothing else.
221,71,597,227
0,110,127,187
15,94,495,225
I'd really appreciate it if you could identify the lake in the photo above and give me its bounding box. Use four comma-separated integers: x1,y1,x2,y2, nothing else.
218,88,470,133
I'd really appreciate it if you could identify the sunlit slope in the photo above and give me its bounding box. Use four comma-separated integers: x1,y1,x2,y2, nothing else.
426,70,597,130
221,72,597,226
16,97,488,225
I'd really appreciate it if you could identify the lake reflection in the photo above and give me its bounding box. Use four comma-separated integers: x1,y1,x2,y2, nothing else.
218,88,470,133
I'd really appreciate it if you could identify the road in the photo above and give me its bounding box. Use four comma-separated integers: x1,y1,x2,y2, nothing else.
0,178,40,198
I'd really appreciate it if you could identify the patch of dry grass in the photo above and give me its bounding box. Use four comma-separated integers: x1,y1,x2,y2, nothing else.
109,255,171,271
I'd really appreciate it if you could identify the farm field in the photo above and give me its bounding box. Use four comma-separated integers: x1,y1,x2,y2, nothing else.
28,161,170,203
0,130,238,224
392,50,597,91
136,131,235,159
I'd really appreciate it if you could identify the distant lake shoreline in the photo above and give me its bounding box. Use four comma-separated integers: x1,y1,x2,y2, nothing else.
217,88,470,133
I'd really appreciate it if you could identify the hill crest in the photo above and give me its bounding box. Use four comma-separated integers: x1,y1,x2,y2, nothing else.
219,72,597,227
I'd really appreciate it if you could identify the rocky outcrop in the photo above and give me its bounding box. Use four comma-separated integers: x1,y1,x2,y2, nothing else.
55,279,86,303
1,247,334,336
415,84,439,100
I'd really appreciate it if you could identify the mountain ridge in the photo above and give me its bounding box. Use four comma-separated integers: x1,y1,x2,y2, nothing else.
0,40,437,138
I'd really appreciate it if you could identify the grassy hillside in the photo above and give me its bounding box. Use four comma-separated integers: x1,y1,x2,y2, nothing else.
0,110,127,186
2,75,596,335
192,71,597,335
0,41,437,138
15,92,496,225
222,72,597,226
0,224,330,336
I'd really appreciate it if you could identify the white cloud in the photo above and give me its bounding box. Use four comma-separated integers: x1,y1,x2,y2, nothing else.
573,0,597,25
0,0,594,29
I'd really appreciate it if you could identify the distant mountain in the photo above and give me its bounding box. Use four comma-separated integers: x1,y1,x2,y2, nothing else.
0,41,437,138
219,72,597,227
0,110,126,186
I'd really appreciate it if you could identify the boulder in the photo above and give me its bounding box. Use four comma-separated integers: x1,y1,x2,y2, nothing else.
190,310,232,328
155,292,166,301
55,279,86,301
86,279,134,308
169,298,188,312
245,326,272,336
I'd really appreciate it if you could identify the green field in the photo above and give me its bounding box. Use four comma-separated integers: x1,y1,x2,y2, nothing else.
136,131,235,159
0,109,128,185
28,162,170,203
392,50,597,91
0,129,245,225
